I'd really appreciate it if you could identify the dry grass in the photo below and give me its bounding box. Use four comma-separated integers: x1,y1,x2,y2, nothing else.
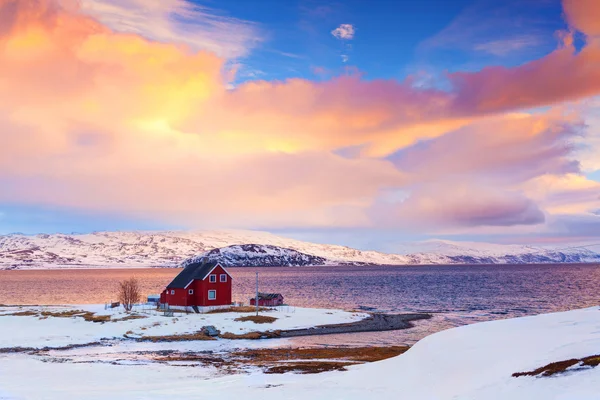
148,344,407,375
232,345,408,363
513,354,600,377
136,331,216,342
40,310,85,318
206,306,272,314
234,315,278,324
4,311,38,317
35,310,111,323
8,309,146,323
583,355,600,367
82,313,111,323
264,361,354,374
112,314,147,322
219,330,282,340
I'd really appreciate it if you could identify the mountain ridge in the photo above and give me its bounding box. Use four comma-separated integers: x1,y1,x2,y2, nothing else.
0,230,599,270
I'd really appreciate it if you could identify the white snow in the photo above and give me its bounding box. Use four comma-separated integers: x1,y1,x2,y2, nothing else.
1,306,599,399
0,305,367,349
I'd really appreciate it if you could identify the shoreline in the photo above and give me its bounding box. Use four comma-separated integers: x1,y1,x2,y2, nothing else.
2,261,600,271
279,313,431,337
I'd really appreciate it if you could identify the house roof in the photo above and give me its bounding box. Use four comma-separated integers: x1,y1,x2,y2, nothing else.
254,292,283,299
166,259,230,289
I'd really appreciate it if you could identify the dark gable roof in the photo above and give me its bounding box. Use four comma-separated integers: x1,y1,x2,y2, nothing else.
167,259,229,289
255,293,283,299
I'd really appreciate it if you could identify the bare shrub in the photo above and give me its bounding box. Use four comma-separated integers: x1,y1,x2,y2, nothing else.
118,277,141,312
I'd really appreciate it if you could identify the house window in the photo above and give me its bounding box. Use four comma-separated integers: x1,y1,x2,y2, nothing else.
209,274,216,283
188,289,194,295
220,274,227,282
208,290,216,300
170,290,175,295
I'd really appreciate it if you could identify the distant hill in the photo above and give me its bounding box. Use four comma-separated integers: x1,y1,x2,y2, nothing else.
183,244,334,267
0,230,599,270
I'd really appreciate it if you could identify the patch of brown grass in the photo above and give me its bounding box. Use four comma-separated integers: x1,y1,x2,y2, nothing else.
264,362,354,374
220,330,281,340
4,311,38,317
137,331,216,342
583,355,600,367
82,313,111,323
234,315,278,324
40,310,85,318
513,354,600,377
36,310,111,323
206,306,272,314
232,345,408,363
112,314,147,322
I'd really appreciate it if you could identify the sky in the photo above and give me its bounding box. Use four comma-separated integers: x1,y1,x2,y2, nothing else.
0,0,599,251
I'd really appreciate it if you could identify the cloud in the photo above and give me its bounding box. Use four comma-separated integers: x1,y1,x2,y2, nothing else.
331,23,354,40
390,113,582,185
371,185,545,229
563,0,600,36
473,35,542,56
376,112,587,231
0,0,599,239
79,0,262,58
420,0,553,57
448,35,600,114
521,174,600,216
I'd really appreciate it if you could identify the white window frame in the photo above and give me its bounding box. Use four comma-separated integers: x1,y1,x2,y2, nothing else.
208,290,216,300
188,289,194,295
209,274,217,283
170,290,175,295
220,274,227,282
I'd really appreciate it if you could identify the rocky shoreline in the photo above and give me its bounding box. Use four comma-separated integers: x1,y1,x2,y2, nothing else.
279,313,431,337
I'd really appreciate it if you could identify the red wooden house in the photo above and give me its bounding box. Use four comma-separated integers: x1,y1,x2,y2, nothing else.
160,259,232,308
250,293,284,307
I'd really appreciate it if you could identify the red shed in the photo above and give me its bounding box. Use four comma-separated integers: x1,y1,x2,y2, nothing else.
250,293,284,307
160,259,232,308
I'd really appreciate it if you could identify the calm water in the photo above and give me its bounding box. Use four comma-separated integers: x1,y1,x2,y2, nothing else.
1,264,599,345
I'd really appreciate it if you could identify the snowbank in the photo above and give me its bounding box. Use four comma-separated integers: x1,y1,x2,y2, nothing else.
1,307,599,399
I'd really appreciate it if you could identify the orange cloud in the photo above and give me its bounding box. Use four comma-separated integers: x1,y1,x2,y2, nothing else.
563,0,600,36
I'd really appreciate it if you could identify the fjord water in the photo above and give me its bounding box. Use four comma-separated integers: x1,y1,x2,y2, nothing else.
1,264,599,344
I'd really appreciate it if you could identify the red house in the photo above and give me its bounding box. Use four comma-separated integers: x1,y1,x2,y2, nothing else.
160,259,232,308
250,293,284,307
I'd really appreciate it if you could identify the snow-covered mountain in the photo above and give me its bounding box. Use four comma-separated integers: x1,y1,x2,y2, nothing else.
0,230,599,270
183,244,332,267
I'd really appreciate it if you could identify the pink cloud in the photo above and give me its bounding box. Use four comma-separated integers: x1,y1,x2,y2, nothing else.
563,0,600,37
391,113,582,185
371,185,545,230
449,37,600,114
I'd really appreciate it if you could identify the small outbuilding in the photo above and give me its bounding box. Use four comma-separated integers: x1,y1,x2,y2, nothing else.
160,259,232,308
250,293,284,307
147,294,160,304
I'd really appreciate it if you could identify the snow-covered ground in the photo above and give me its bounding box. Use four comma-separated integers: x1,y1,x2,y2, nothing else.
1,306,599,399
0,305,367,349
